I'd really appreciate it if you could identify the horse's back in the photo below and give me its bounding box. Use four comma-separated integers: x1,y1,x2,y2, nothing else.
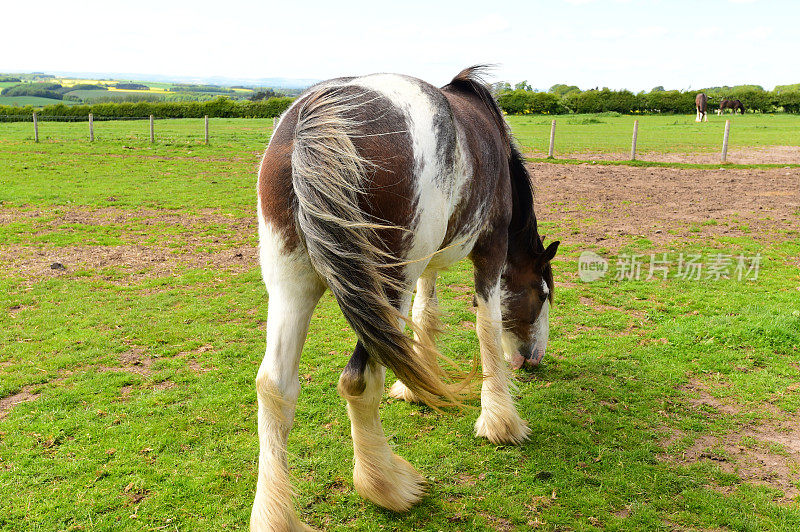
258,71,510,274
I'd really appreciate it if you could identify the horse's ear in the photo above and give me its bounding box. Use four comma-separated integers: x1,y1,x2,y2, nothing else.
536,240,559,268
543,240,559,262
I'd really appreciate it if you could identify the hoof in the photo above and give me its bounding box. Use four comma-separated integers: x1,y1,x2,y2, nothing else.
388,380,420,403
250,507,318,532
475,409,531,445
354,453,427,512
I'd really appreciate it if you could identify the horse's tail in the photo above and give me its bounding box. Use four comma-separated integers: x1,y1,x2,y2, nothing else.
290,87,470,409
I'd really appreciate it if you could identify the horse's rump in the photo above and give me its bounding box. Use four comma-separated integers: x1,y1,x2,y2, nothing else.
285,75,491,407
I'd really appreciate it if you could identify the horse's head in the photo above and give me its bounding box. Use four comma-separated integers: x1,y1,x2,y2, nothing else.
499,237,559,370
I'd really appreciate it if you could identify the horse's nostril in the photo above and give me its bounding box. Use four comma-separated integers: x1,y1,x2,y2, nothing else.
524,348,545,368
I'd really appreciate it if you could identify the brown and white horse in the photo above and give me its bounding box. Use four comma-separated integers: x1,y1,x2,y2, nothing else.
717,99,746,115
695,92,708,122
252,66,558,530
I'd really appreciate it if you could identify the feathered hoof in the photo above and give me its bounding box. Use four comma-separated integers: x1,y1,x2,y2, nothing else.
475,409,531,445
250,508,318,532
388,380,420,403
354,453,427,512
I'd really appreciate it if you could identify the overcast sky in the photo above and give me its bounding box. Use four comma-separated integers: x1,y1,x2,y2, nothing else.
3,0,798,91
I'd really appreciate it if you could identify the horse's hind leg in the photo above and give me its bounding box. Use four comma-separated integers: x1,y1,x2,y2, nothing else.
389,272,439,403
339,342,426,511
251,243,324,531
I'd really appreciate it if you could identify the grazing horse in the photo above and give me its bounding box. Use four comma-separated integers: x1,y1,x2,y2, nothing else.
717,99,746,115
695,92,708,122
252,66,558,530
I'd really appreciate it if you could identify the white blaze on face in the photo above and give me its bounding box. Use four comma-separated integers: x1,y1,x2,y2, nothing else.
529,299,550,365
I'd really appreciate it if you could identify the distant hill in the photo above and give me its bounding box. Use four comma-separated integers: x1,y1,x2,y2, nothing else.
45,70,318,90
0,71,311,107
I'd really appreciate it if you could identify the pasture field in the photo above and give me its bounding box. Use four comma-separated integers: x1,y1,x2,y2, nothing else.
62,90,164,102
506,114,800,163
1,119,799,531
0,96,80,108
105,87,168,94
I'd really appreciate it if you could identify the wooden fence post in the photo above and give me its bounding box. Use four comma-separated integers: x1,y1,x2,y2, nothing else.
721,119,730,163
204,115,209,145
89,113,94,142
630,119,639,161
150,115,154,143
548,119,556,158
33,112,39,143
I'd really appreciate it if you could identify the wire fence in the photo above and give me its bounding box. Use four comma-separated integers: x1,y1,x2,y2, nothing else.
0,114,277,149
508,115,800,165
2,113,798,165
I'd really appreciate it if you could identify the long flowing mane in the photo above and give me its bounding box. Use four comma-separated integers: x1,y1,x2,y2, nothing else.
443,65,510,148
442,66,543,255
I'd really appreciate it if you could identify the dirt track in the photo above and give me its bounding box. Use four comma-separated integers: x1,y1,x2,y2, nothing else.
1,163,798,283
530,162,800,250
551,145,800,165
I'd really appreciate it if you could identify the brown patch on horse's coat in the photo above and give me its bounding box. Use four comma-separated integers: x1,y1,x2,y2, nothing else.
259,86,417,258
258,114,301,251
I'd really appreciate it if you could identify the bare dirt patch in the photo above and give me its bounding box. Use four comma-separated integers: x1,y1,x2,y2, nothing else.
664,379,800,502
175,343,215,373
540,145,800,165
680,380,742,417
0,241,255,285
0,206,258,284
0,387,40,419
529,162,800,250
153,380,176,391
113,347,155,377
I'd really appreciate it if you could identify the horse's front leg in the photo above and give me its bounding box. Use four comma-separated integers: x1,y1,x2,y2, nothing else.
389,272,439,403
339,342,427,511
250,267,324,531
473,273,531,445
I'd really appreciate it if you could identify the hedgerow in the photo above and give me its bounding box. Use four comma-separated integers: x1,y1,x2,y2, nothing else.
0,96,295,120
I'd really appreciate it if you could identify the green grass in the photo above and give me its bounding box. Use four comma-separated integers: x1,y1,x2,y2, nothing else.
63,90,156,102
0,96,81,107
507,113,800,154
1,118,799,530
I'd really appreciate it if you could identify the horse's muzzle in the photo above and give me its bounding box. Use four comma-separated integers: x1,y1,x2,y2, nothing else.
508,345,545,370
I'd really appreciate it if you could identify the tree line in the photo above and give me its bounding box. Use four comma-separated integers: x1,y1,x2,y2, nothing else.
493,82,800,114
4,82,799,119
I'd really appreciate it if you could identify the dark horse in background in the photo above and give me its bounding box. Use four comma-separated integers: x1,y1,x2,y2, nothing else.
695,93,708,122
718,99,746,115
252,67,558,530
